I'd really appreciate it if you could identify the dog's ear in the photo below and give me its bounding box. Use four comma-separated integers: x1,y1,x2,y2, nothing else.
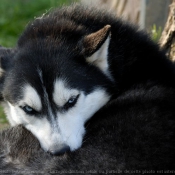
0,46,15,77
82,25,111,75
0,46,16,100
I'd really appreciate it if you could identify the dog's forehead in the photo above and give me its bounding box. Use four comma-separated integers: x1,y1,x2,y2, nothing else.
19,85,42,111
53,79,79,107
5,56,109,105
15,78,77,111
13,48,90,89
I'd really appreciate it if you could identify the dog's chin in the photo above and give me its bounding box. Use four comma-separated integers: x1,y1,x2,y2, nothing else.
36,130,85,154
65,126,85,152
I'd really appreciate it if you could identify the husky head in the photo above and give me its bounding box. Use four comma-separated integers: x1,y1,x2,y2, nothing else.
0,20,114,155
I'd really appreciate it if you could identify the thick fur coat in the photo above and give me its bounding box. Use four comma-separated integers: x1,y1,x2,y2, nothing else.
0,89,175,174
0,4,175,174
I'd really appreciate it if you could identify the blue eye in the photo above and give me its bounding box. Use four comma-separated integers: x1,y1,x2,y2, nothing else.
24,106,33,112
21,105,36,115
64,94,79,110
68,97,76,104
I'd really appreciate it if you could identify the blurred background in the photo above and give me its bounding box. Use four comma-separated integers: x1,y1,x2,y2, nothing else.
0,0,172,129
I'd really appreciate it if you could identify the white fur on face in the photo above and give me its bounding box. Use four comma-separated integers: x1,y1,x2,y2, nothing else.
25,117,62,152
5,82,110,152
26,80,111,152
5,103,60,152
57,89,110,151
53,79,79,107
4,85,42,126
19,85,42,111
4,102,25,126
53,80,110,151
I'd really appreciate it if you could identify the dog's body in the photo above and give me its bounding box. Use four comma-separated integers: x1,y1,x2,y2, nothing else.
0,4,175,158
0,89,175,174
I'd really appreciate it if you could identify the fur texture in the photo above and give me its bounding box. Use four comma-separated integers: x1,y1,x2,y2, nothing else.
0,4,175,172
0,87,175,174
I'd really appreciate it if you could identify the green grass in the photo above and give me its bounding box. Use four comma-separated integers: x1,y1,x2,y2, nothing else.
0,106,7,123
0,0,77,47
150,24,162,43
0,0,78,128
0,106,8,130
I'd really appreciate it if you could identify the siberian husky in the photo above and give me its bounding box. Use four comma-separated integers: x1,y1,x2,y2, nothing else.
0,4,175,156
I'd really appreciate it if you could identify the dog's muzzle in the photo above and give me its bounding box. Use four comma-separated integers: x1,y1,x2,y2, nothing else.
48,144,70,155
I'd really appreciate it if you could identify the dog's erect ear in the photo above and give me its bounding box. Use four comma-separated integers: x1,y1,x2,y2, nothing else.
82,25,111,75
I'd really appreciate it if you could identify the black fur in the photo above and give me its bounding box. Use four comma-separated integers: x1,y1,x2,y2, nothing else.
2,5,175,106
0,87,175,174
0,47,16,100
0,4,175,173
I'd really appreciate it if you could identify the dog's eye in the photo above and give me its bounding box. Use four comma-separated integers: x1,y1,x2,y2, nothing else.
64,94,79,110
68,97,77,104
21,106,36,115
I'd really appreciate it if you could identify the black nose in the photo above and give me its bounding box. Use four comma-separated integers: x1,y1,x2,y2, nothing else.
49,145,70,156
